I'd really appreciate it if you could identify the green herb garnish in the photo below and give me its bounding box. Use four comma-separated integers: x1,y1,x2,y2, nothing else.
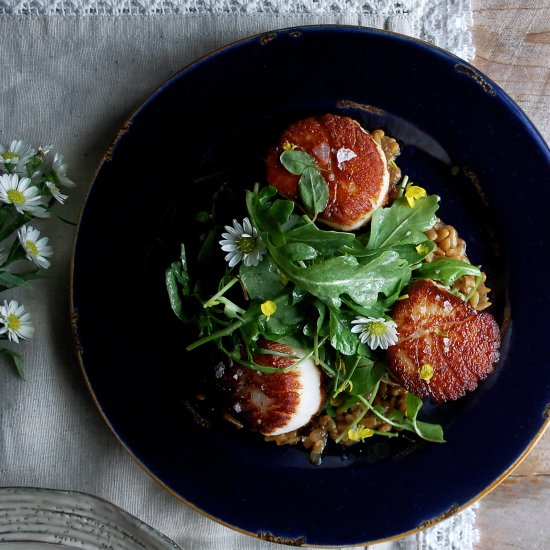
166,176,460,450
280,150,329,219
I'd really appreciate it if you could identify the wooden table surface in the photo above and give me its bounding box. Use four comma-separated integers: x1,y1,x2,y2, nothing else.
471,1,550,548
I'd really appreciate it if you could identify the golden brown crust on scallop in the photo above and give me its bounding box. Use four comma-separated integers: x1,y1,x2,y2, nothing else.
265,114,390,230
224,339,325,435
386,280,500,402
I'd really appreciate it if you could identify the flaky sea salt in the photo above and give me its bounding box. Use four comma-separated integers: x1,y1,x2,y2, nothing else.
336,147,357,169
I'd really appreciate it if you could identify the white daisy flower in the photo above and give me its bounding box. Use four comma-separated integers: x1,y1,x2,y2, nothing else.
0,140,36,172
0,300,34,343
351,316,399,350
51,153,76,188
0,173,48,217
18,225,53,269
219,217,266,268
45,181,68,204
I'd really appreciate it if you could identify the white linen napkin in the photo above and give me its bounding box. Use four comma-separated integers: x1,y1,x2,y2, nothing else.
0,6,478,550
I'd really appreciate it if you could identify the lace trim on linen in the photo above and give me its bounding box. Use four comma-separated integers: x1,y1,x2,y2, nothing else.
395,503,481,550
0,0,474,60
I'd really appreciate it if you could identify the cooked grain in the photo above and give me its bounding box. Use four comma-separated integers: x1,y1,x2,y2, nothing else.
425,219,491,310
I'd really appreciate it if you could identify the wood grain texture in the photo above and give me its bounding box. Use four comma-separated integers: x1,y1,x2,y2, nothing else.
471,1,550,547
471,0,550,143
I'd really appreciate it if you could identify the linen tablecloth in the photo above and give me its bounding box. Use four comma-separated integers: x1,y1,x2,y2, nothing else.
0,4,479,549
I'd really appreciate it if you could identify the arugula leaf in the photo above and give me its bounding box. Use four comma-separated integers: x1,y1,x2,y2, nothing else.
350,361,384,397
329,307,357,356
238,317,261,348
279,150,329,219
246,185,294,246
414,258,482,286
165,245,194,322
260,292,307,340
313,299,327,335
239,254,287,300
354,393,445,444
280,150,317,174
367,195,439,250
281,242,318,262
340,295,386,320
338,361,382,408
269,247,410,309
304,298,328,341
299,166,329,217
405,393,445,442
285,220,355,255
347,239,436,267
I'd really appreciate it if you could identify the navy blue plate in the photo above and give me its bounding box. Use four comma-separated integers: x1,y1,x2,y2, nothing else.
71,26,550,546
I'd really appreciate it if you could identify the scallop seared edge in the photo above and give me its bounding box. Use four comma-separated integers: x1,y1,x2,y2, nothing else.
224,340,326,436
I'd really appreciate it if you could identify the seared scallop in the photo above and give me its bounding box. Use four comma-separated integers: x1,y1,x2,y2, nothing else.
386,280,500,403
223,339,326,436
265,114,391,231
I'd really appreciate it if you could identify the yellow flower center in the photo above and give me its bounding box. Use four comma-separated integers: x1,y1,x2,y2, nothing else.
367,321,387,336
405,185,427,207
7,189,25,205
260,300,277,320
2,152,18,161
25,240,39,257
237,235,256,254
418,363,434,382
6,313,21,332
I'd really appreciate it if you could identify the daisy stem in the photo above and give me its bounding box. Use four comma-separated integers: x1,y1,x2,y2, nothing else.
0,213,30,242
2,239,25,268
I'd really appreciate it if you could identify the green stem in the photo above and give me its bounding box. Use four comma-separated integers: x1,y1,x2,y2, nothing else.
186,319,244,351
356,394,403,429
317,358,336,377
332,355,361,399
335,381,381,444
204,277,240,308
465,274,483,303
396,175,409,198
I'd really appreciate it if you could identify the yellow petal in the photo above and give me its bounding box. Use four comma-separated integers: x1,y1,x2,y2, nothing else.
261,300,277,319
418,363,434,382
415,243,431,256
405,185,427,207
282,141,294,151
348,425,375,441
